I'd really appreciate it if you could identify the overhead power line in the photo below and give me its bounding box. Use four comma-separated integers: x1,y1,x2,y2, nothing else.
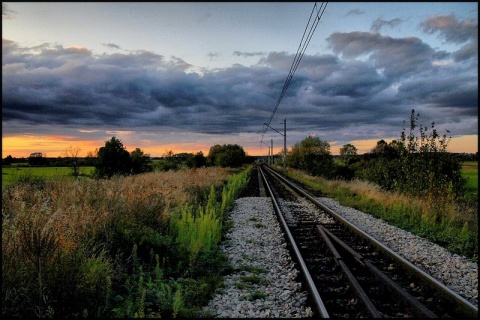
260,2,328,145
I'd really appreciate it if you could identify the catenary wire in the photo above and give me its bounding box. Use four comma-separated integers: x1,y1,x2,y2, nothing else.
260,2,327,148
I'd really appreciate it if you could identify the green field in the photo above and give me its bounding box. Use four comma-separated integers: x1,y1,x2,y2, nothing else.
2,166,95,186
461,161,478,196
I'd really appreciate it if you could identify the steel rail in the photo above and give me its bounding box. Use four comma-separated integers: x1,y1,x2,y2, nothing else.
316,224,383,318
258,165,330,318
263,165,478,319
319,225,438,318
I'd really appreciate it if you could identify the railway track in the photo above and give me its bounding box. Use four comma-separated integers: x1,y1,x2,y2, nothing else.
259,164,478,319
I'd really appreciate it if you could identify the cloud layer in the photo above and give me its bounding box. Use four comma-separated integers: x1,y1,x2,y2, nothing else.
2,14,478,152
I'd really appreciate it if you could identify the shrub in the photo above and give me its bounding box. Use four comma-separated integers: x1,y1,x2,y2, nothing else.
207,144,247,167
287,136,334,178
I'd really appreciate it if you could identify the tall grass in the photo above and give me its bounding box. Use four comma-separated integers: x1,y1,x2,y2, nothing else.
2,166,250,318
281,167,478,261
170,166,251,267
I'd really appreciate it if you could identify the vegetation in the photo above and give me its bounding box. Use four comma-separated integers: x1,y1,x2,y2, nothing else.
339,143,358,165
207,144,249,168
94,137,152,178
287,136,334,178
2,166,95,186
461,161,478,202
2,165,252,318
152,151,207,172
64,145,82,177
355,110,465,202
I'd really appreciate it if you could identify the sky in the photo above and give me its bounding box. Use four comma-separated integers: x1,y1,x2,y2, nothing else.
2,2,478,158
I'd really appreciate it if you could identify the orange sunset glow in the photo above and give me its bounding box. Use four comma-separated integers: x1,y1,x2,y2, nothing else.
3,134,477,159
1,135,210,159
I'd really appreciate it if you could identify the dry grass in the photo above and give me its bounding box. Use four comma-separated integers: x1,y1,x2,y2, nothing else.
287,166,476,224
2,167,236,317
2,167,231,257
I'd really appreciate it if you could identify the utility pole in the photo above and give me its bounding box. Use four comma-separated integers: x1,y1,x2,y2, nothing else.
283,118,286,170
271,139,273,165
264,119,287,170
261,141,271,165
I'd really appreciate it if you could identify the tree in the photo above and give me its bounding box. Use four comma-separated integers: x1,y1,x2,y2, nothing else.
339,143,357,165
130,148,152,174
64,145,81,177
3,155,14,165
28,152,48,166
192,151,206,168
206,145,224,166
370,139,403,160
94,137,132,178
207,144,246,167
84,149,98,166
287,136,334,177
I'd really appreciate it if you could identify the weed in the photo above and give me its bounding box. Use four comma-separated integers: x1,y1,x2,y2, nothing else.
239,275,269,286
234,282,252,290
246,290,267,301
239,265,268,274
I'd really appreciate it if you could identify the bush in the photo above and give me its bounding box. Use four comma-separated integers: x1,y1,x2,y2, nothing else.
287,136,335,178
356,110,464,200
207,144,247,167
332,164,355,181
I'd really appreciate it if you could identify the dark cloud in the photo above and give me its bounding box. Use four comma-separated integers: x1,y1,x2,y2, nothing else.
345,9,364,17
370,17,404,33
233,51,266,57
2,29,477,149
208,52,220,60
168,56,193,71
327,32,437,79
104,43,121,50
420,14,478,44
453,42,478,62
98,50,163,68
420,14,478,67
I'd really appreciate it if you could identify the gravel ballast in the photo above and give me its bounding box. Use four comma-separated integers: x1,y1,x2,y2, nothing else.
201,193,478,317
200,197,313,318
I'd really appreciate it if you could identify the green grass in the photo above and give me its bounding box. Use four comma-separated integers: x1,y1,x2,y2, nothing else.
461,161,478,196
2,166,95,186
238,265,268,274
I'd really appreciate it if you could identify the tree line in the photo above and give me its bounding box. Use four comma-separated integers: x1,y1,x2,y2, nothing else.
2,137,255,179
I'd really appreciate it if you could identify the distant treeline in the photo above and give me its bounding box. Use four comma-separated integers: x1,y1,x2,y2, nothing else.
2,151,476,167
2,155,97,167
1,140,257,174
